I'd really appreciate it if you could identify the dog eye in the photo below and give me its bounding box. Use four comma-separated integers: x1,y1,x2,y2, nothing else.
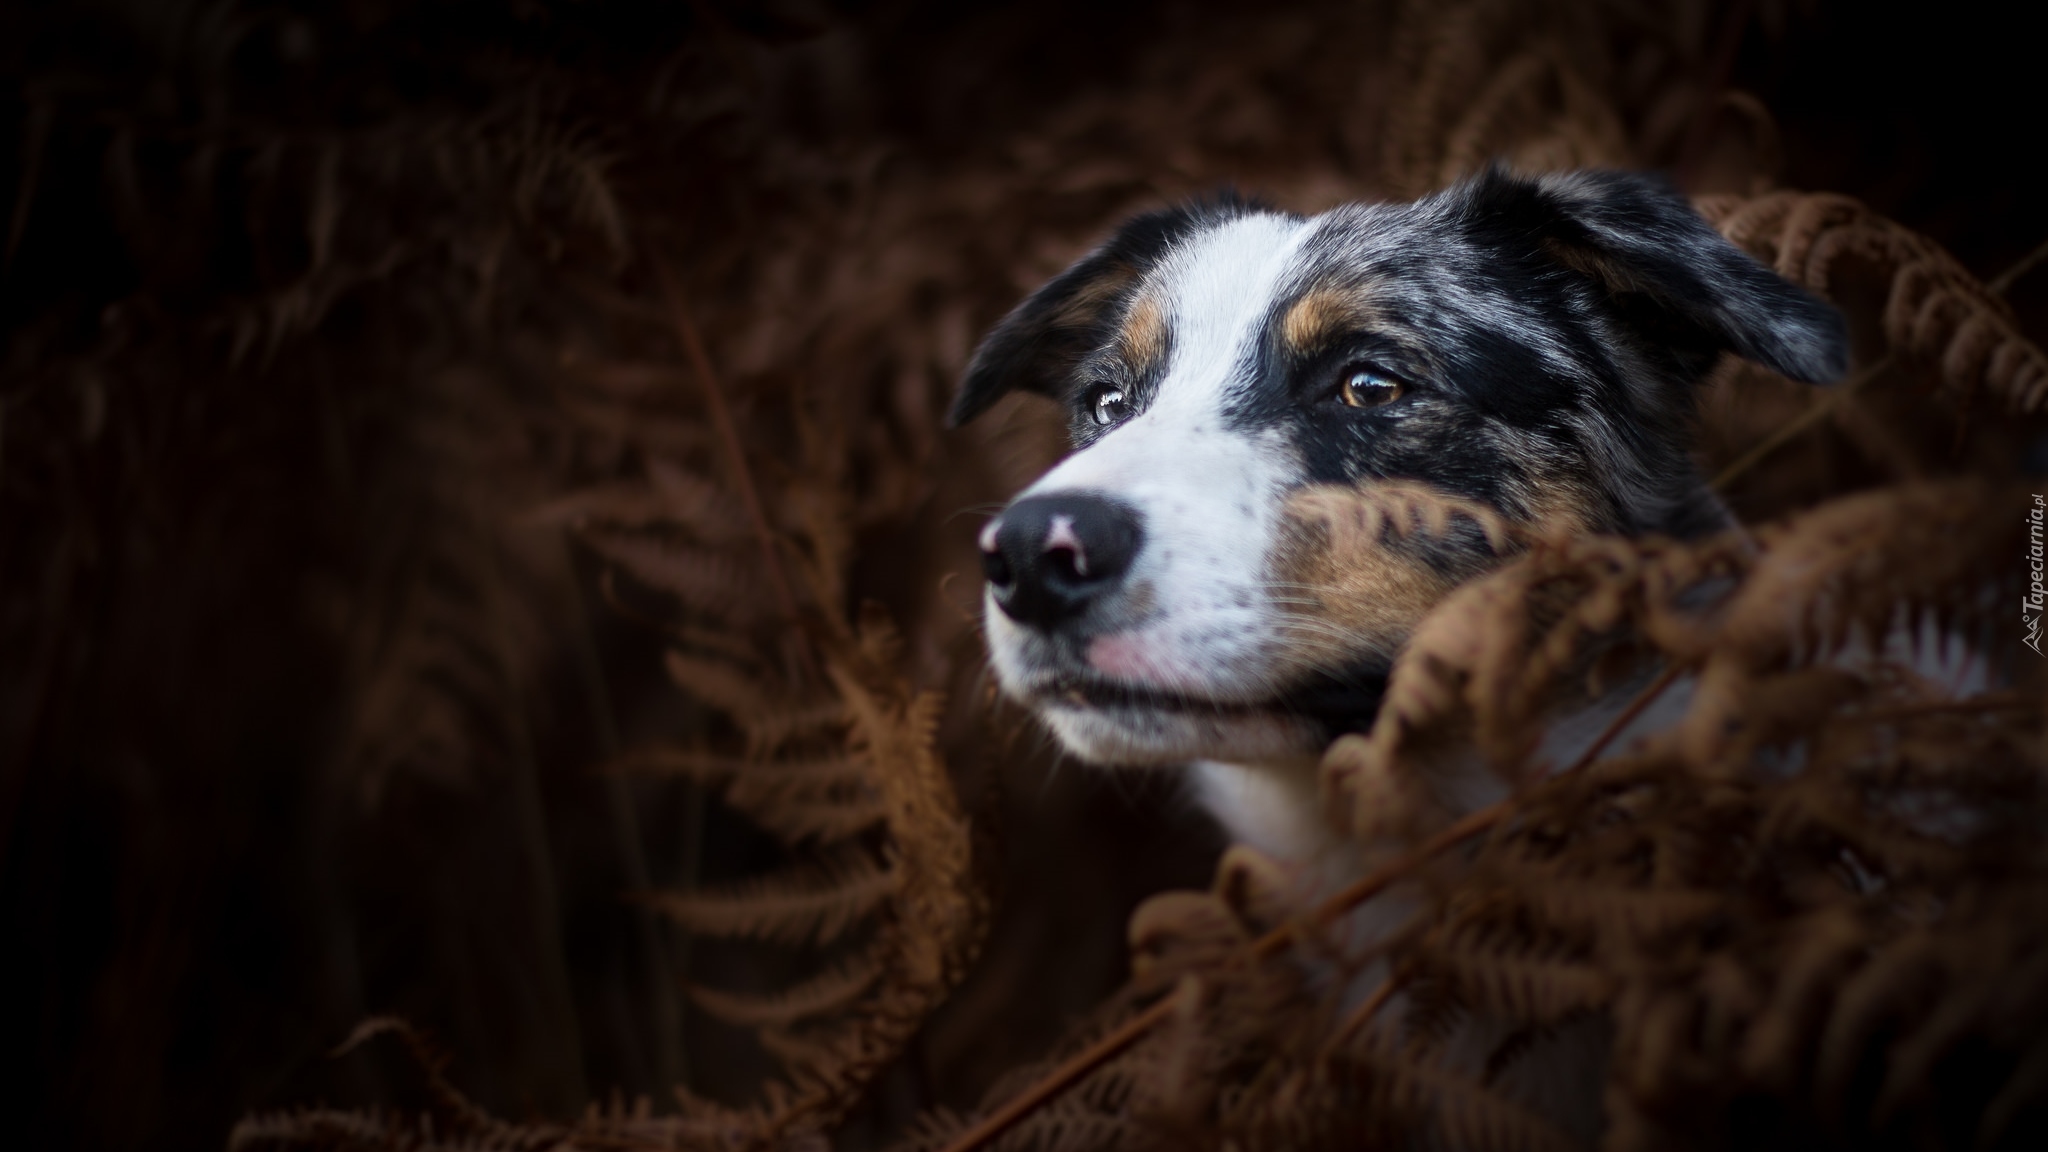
1337,366,1405,409
1088,383,1131,426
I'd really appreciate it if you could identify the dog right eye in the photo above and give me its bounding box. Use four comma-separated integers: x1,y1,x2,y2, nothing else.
1337,365,1406,409
1087,383,1131,427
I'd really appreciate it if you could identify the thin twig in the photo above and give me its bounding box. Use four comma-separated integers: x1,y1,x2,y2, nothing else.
652,259,803,631
1712,354,1894,491
1555,663,1686,777
933,986,1190,1152
1288,804,1509,950
1326,971,1405,1056
1986,234,2048,296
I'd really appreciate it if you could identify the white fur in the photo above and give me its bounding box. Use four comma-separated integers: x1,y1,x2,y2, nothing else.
1191,758,1332,861
987,213,1325,768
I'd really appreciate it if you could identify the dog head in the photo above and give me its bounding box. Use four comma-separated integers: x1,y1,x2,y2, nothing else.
952,167,1846,769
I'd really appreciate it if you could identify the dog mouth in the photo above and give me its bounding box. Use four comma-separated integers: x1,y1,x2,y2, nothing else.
1028,660,1389,736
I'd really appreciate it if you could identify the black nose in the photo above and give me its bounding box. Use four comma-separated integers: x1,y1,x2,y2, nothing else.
980,492,1144,631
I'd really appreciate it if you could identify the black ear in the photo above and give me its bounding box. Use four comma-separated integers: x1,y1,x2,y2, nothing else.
950,197,1247,428
1457,166,1849,384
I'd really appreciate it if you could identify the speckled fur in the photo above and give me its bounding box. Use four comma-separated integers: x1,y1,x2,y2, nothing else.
953,166,1847,858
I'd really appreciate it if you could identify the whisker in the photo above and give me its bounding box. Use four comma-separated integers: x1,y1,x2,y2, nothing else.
944,502,1011,526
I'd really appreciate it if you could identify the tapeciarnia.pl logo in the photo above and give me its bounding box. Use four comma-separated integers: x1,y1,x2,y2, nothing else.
2029,494,2046,657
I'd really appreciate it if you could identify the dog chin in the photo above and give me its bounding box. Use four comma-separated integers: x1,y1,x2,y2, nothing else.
1035,698,1327,767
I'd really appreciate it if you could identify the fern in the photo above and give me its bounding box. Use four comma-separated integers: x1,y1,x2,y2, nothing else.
687,954,885,1031
642,849,896,948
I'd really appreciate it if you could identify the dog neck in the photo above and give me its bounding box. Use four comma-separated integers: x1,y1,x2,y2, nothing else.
1189,756,1332,863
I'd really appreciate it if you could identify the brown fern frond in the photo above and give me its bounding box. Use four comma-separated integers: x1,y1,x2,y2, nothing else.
661,650,783,726
1285,479,1523,555
1380,0,1617,194
641,849,895,947
614,748,892,845
1323,529,1733,835
1435,40,1633,186
608,747,858,783
984,1097,1154,1152
688,954,885,1031
660,652,843,753
534,461,751,542
1515,880,1725,944
553,393,717,456
741,793,891,844
1698,190,2048,413
1376,0,1747,196
1334,1031,1583,1152
1416,931,1613,1028
580,530,773,623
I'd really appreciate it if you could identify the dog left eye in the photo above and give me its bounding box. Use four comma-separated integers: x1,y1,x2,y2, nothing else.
1337,366,1406,409
1088,383,1131,426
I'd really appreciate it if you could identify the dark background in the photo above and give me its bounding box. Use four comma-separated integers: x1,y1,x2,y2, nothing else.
2,2,2041,1149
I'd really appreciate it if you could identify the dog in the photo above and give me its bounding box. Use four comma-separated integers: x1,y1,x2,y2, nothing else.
949,166,1847,866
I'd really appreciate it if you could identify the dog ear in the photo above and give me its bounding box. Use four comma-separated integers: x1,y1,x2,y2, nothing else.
1460,166,1849,384
950,201,1229,428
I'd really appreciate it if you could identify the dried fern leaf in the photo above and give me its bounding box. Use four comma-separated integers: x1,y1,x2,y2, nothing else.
534,462,750,542
1514,879,1724,942
986,1097,1153,1152
1353,1038,1582,1152
688,954,886,1030
661,651,844,752
643,849,896,947
663,649,780,722
584,529,771,621
742,793,891,845
1699,189,2048,412
1420,936,1613,1027
1286,479,1521,555
616,748,883,840
608,748,863,784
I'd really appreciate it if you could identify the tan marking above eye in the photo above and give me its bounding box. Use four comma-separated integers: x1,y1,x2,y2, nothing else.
1280,286,1380,353
1116,293,1168,371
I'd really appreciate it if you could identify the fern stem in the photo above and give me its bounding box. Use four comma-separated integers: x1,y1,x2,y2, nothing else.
1553,662,1686,779
1325,971,1405,1056
1986,234,2048,295
652,260,804,636
1290,805,1509,952
933,983,1192,1152
1712,354,1895,491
